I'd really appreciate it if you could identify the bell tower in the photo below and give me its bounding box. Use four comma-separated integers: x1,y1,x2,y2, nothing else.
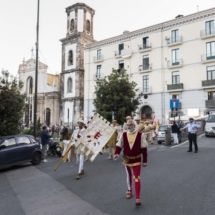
60,3,95,126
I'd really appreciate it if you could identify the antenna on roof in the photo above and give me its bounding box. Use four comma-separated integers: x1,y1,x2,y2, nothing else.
197,5,199,12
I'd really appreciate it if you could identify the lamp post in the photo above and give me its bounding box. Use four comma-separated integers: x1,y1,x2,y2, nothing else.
33,0,40,137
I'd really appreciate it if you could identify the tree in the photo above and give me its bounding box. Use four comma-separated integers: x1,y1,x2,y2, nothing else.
0,70,26,136
93,69,142,124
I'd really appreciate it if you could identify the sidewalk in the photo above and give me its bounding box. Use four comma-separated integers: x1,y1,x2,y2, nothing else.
5,166,110,215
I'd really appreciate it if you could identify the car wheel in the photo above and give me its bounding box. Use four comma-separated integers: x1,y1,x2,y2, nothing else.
56,151,62,157
205,134,209,137
31,152,42,165
158,141,162,144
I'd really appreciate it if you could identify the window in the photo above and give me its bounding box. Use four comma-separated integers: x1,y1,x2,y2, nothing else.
143,37,149,49
172,95,179,99
86,20,90,33
70,19,74,32
96,65,102,78
143,55,149,70
1,138,16,148
172,71,180,84
208,91,215,100
67,78,72,93
143,75,149,92
97,49,102,60
205,20,214,36
68,50,73,66
172,49,179,65
27,77,33,94
207,66,215,80
118,60,124,69
18,137,31,145
171,29,179,43
118,43,124,55
206,42,215,60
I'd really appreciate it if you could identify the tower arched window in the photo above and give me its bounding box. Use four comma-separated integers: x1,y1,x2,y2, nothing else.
27,77,33,94
70,19,74,32
67,77,72,93
68,50,73,66
86,20,90,33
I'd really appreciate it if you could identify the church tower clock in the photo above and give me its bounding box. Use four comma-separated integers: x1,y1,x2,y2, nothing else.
60,3,95,126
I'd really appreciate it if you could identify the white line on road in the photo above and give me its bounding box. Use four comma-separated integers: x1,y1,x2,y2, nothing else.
170,133,205,148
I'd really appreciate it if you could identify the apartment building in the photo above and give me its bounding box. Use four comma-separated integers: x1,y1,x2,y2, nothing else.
84,7,215,123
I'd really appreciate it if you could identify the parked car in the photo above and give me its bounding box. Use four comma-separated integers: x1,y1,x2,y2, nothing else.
0,135,42,169
157,125,174,144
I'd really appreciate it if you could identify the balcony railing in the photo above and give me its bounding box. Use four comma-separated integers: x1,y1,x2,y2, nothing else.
114,51,122,58
206,100,215,108
200,27,215,38
93,55,104,63
202,79,215,87
201,53,215,63
139,64,152,73
142,86,152,94
167,36,183,46
167,59,183,68
167,83,183,91
93,73,104,81
138,43,152,52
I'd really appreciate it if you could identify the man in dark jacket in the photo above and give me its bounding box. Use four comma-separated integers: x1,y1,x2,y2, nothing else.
41,126,51,162
171,121,179,145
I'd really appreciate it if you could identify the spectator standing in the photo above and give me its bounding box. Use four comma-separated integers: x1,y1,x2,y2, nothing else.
177,120,183,143
171,121,179,145
180,118,201,153
40,126,51,162
62,127,70,156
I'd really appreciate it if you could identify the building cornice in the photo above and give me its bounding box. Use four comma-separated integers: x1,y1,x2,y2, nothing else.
84,7,215,50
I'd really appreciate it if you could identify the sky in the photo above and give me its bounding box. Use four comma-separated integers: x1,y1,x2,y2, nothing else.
0,0,214,76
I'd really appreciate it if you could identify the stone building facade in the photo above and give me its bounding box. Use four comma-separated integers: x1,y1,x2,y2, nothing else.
59,3,95,126
18,58,60,126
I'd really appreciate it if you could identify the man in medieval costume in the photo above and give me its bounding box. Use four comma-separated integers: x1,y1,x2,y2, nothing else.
114,119,148,206
149,120,156,144
107,120,120,160
123,116,132,131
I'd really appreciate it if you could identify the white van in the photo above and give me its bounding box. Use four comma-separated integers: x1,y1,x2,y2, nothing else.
205,114,215,137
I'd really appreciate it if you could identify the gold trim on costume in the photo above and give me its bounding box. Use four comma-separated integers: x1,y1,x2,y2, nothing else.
123,162,141,167
128,155,141,159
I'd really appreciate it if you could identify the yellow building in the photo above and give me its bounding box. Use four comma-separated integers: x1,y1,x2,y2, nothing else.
84,7,215,124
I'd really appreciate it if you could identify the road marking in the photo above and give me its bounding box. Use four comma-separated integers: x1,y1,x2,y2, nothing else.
170,133,205,148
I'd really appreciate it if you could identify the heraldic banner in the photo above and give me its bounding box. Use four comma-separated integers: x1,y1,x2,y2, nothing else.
75,113,116,162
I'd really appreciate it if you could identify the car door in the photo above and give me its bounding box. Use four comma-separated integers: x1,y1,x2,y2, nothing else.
0,137,19,166
17,136,35,161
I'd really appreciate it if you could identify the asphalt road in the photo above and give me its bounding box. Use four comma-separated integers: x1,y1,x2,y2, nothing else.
1,135,215,215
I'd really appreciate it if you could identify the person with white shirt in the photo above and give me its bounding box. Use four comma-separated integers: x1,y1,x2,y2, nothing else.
180,118,201,153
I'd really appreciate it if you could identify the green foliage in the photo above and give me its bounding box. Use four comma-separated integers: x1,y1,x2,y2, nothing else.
93,69,142,124
21,118,42,137
0,70,26,136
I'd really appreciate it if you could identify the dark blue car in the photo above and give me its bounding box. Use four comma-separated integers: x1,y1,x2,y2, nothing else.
0,135,42,168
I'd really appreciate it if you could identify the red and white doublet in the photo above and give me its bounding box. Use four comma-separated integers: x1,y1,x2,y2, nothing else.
115,130,148,201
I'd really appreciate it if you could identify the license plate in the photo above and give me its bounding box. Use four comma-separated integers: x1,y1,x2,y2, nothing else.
56,148,60,151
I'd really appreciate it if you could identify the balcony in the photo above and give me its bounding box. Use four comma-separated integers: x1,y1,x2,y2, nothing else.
201,53,215,64
93,73,104,81
167,59,183,69
138,64,152,73
206,100,215,108
142,86,152,95
114,51,122,58
138,43,152,52
93,55,104,63
200,27,215,39
202,79,215,88
167,83,183,92
167,36,183,47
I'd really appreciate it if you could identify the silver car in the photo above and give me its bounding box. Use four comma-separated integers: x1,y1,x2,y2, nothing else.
157,125,173,144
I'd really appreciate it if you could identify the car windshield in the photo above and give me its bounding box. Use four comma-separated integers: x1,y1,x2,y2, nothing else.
207,115,215,122
159,126,167,131
0,138,4,144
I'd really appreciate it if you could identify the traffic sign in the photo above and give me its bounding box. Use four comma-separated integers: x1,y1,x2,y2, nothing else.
170,99,179,109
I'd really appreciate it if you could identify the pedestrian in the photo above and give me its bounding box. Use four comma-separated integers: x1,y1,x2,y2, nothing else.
171,121,179,145
177,120,183,143
40,126,51,163
107,120,120,160
62,127,70,156
180,118,201,153
113,119,148,206
71,119,86,180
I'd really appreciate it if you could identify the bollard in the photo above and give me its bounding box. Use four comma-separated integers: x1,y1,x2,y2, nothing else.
165,128,171,146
